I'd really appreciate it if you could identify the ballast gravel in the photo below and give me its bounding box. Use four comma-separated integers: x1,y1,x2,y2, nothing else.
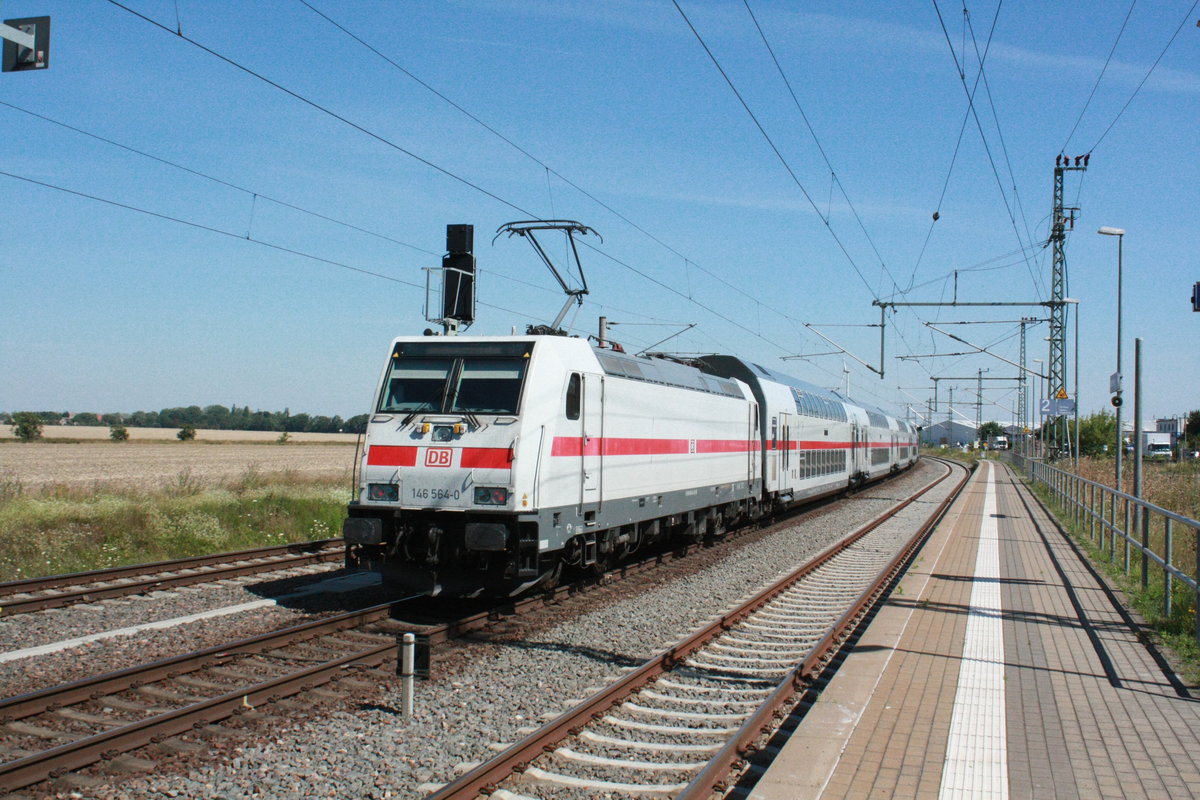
0,563,381,697
43,462,942,800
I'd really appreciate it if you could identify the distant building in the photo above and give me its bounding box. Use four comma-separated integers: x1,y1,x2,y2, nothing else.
1156,417,1187,452
920,420,978,446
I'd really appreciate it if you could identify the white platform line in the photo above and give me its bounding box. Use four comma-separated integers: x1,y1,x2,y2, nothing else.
939,462,1008,799
0,571,380,664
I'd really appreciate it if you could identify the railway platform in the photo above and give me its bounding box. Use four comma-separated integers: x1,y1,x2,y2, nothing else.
750,458,1200,800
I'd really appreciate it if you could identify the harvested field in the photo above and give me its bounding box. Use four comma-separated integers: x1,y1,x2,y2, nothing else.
0,426,357,443
0,441,355,491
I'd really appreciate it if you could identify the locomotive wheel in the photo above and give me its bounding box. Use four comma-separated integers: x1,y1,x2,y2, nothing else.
589,530,619,576
588,553,611,578
538,560,564,592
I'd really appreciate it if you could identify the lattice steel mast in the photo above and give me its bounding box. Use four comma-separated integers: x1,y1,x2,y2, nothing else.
1049,154,1087,453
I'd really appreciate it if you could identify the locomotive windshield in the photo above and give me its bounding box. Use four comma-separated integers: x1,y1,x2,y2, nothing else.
377,341,532,415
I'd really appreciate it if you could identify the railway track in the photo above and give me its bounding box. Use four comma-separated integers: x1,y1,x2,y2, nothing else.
0,538,344,617
0,541,690,791
426,457,970,799
0,529,748,795
0,462,953,795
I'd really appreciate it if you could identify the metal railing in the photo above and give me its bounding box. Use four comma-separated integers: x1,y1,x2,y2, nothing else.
1010,452,1200,640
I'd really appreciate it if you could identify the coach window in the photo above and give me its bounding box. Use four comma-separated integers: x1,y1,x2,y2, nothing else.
566,374,581,420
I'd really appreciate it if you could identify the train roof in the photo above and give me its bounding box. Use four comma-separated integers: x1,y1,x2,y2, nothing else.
594,348,745,399
698,354,901,424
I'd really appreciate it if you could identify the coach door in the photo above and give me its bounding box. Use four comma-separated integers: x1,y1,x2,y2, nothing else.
779,412,792,482
850,422,863,475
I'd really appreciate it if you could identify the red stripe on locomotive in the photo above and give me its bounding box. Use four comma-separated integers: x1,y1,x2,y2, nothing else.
366,445,418,466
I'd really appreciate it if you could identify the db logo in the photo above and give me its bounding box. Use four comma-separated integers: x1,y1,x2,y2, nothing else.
425,448,453,467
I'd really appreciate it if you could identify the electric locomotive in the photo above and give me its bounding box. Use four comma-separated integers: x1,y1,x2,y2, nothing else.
342,332,917,597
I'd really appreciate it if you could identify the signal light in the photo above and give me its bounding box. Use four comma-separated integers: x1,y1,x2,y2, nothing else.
368,483,399,501
473,487,508,505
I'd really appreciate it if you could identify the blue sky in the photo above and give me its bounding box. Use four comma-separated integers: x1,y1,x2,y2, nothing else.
1,1,1197,427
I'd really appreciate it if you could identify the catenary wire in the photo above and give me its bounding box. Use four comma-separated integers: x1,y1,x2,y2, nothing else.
1061,0,1136,153
741,0,898,297
1088,0,1199,153
103,0,538,220
671,0,879,301
931,0,1042,300
294,0,820,360
98,2,821,357
0,99,680,326
101,0,914,413
963,6,1039,284
905,2,1002,292
0,100,439,257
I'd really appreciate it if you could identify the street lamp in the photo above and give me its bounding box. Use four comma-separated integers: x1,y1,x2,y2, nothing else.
1099,226,1125,490
1064,298,1080,471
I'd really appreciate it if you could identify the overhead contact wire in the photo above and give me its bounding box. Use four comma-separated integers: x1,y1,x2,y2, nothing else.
104,0,538,221
295,0,807,344
931,0,1041,300
0,168,543,321
0,100,439,257
105,0,905,410
671,0,879,301
1060,0,1136,152
742,0,898,297
100,0,787,341
1088,0,1198,153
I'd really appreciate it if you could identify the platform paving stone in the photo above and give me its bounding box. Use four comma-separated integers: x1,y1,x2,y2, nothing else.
750,459,1200,800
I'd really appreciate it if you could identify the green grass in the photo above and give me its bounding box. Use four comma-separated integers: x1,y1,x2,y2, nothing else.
0,469,351,582
1027,479,1200,686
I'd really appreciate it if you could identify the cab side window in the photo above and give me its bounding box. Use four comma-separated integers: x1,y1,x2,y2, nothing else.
566,373,581,420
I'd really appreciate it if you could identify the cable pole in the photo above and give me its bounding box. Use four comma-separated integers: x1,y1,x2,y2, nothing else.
947,387,954,446
976,367,986,439
1019,317,1029,448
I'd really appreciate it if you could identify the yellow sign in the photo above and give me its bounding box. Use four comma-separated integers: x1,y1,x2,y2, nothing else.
1055,387,1069,400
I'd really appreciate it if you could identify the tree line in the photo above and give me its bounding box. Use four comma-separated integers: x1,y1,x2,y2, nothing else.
2,406,369,434
1031,409,1200,457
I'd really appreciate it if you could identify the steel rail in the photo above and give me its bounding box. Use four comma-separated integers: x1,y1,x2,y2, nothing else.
0,640,396,792
0,603,398,725
677,456,970,798
425,457,969,800
0,464,931,793
0,539,343,616
0,539,729,791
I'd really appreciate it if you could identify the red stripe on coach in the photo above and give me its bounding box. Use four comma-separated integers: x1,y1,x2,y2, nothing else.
552,437,755,456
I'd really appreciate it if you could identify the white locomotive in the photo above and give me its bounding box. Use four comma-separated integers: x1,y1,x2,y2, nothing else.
342,332,918,597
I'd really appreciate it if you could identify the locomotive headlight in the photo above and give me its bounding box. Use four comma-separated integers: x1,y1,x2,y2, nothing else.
432,425,454,442
367,483,399,502
474,487,508,505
